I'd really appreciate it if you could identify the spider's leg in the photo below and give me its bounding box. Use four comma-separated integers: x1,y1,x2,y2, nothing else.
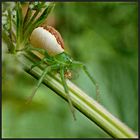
26,46,50,57
72,61,100,101
83,65,100,101
16,44,44,52
29,57,47,71
29,51,53,71
26,64,58,104
60,67,76,120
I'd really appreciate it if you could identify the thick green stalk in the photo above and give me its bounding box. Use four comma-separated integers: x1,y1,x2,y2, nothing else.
17,52,137,138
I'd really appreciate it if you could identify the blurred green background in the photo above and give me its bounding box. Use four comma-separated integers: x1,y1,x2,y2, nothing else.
2,2,138,138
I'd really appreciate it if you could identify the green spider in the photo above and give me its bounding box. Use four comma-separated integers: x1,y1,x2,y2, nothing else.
27,25,99,120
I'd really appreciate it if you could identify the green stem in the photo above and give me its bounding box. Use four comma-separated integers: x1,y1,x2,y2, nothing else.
16,2,23,50
23,2,32,30
24,2,47,31
17,52,137,138
33,2,55,28
23,8,40,34
8,9,12,42
2,30,15,53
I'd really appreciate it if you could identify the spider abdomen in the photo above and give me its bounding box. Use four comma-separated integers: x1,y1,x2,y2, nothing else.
30,26,64,56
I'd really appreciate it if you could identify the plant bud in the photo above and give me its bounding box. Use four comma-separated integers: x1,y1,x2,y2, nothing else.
30,26,64,56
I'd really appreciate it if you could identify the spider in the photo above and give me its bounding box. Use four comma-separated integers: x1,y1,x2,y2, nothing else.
26,26,99,120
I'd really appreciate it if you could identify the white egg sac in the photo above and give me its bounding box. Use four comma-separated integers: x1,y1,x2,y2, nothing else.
30,27,64,56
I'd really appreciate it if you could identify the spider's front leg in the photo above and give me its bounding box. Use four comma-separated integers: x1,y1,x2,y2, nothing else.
26,46,50,56
72,61,100,101
26,64,59,104
26,47,53,71
60,66,76,120
29,57,52,71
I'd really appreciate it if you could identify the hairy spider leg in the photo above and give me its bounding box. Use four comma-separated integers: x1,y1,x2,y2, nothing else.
72,61,100,101
60,66,76,120
26,64,59,104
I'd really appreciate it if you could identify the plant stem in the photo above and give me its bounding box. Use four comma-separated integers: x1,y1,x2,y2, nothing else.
16,2,23,50
23,2,32,30
17,52,137,138
2,29,16,53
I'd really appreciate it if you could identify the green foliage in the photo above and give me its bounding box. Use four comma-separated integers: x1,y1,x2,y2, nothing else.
2,2,138,138
2,2,55,52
